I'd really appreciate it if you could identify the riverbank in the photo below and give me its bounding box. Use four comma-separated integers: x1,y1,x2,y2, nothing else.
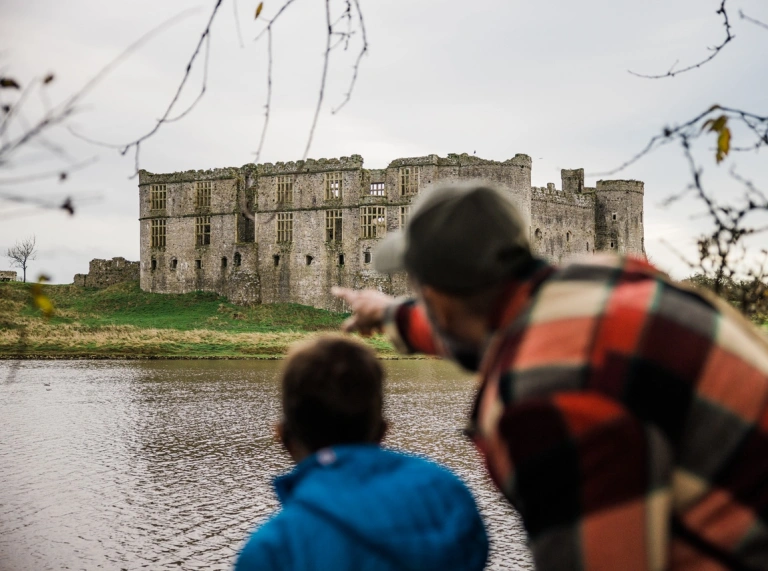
0,281,399,359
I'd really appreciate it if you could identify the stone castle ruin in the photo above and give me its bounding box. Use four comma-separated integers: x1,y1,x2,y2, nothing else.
138,153,644,310
0,270,18,282
74,257,140,288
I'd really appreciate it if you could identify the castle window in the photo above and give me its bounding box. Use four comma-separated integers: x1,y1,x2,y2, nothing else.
196,181,212,208
195,259,202,269
400,206,410,228
566,231,571,242
586,242,589,252
612,213,617,221
151,219,167,248
640,213,643,223
306,255,313,266
338,254,345,266
325,172,343,200
364,250,371,264
399,166,420,196
277,212,293,243
196,215,211,246
610,241,615,248
277,175,294,204
325,209,343,243
360,206,386,239
234,252,241,267
273,254,280,267
369,182,385,196
221,257,228,268
150,184,166,210
150,258,157,271
171,258,178,270
534,228,542,240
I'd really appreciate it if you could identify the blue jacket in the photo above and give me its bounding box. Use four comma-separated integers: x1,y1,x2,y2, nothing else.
234,445,488,571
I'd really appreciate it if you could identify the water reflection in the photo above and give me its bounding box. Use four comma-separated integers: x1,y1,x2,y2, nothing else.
0,360,532,570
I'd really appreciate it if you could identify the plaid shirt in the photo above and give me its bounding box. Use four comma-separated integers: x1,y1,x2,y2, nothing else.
383,255,768,571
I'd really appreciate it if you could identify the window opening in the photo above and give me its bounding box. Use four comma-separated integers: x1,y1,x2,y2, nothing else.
234,252,241,267
586,242,589,252
151,219,167,248
150,184,167,210
324,172,343,200
195,259,202,269
612,213,617,221
360,206,386,239
196,181,212,208
277,212,293,243
399,166,420,196
338,254,345,266
150,258,157,271
369,182,385,196
306,255,313,266
170,258,178,270
277,175,294,204
534,228,542,240
566,231,571,242
196,215,211,246
610,241,615,248
221,257,228,268
400,206,410,228
325,209,343,243
273,255,280,267
364,250,371,264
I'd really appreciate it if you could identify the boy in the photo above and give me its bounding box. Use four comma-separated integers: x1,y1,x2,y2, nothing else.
235,335,488,571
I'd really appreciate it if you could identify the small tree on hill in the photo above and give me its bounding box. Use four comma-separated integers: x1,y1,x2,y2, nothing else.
6,236,37,283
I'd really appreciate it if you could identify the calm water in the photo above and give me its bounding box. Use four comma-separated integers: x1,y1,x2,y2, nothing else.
0,360,532,570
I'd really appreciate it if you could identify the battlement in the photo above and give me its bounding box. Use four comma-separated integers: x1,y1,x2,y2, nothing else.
531,185,594,208
251,154,365,175
138,167,241,186
596,179,644,194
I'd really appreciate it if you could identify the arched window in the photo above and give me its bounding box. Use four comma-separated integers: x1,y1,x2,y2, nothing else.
306,255,314,266
534,228,542,239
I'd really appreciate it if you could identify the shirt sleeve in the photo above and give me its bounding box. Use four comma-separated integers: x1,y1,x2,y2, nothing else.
477,390,672,571
382,299,444,356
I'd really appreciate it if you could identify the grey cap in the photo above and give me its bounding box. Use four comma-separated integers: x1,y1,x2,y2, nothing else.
374,182,533,292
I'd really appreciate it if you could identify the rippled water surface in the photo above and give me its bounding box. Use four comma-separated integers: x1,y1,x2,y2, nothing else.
0,360,532,570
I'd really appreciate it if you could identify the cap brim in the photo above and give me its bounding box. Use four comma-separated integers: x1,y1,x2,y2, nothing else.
373,231,406,274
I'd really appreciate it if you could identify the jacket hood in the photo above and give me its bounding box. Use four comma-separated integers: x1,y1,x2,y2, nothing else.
274,445,487,570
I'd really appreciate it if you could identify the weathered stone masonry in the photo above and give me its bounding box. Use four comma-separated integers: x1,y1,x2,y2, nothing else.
138,154,644,310
73,257,140,288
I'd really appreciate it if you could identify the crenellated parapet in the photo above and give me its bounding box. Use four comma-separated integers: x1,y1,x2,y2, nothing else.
138,168,240,186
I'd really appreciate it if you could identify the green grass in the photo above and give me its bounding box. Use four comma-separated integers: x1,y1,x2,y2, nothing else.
0,281,398,359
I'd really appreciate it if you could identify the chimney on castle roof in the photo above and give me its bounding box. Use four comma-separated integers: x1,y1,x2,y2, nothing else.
561,168,584,194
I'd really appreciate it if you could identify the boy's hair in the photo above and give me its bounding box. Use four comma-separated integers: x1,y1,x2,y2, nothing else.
281,335,384,452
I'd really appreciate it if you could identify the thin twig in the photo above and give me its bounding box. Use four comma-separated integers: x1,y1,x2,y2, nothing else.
303,0,333,161
254,27,273,164
628,0,734,79
740,9,768,30
332,0,368,114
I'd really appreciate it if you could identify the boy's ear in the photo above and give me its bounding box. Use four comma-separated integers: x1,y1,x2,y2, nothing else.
374,420,388,444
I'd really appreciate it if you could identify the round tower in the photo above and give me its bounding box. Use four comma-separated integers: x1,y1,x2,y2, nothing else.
594,180,644,256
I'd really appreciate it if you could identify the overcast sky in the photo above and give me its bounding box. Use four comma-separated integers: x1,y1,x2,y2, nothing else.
1,0,767,283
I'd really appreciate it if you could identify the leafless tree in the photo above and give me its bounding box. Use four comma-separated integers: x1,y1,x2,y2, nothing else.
6,235,37,282
607,0,768,321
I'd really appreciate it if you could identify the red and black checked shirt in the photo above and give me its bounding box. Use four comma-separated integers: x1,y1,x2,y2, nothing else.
383,255,768,571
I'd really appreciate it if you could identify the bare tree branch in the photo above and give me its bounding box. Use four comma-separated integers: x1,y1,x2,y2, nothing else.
332,0,368,115
303,0,333,161
740,9,768,31
628,0,734,79
253,27,273,164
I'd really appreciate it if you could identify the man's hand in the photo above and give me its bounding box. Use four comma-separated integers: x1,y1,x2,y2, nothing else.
331,287,396,336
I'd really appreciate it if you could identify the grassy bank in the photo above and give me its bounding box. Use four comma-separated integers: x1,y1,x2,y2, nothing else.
0,281,397,359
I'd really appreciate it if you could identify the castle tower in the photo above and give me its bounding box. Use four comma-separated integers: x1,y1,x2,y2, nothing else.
594,180,644,256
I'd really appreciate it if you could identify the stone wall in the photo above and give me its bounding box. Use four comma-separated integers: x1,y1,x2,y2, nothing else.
138,153,645,310
74,257,140,288
0,270,17,282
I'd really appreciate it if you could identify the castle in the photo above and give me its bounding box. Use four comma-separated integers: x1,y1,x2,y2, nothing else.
138,153,644,311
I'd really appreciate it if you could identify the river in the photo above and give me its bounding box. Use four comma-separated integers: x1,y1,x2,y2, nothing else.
0,360,533,570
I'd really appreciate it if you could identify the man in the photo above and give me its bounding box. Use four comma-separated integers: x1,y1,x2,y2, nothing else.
235,335,488,571
333,182,768,571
